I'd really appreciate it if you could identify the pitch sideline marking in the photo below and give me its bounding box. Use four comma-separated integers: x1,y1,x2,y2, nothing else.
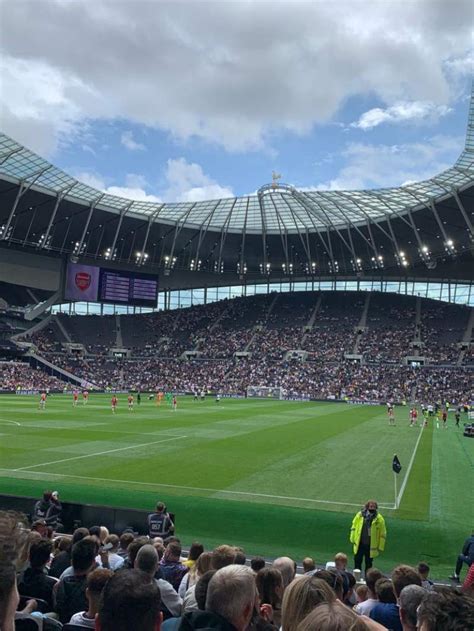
0,467,394,509
0,420,21,426
395,423,425,509
13,435,187,471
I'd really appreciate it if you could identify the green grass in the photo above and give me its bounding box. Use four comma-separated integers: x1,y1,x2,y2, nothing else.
0,394,472,578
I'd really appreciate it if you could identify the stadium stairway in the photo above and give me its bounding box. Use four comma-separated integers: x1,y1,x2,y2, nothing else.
458,308,474,366
54,314,73,343
115,314,123,347
27,351,99,389
352,293,371,353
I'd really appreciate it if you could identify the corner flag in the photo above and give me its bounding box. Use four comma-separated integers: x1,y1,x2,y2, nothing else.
392,454,402,474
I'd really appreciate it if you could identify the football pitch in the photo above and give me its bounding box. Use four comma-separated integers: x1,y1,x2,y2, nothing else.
0,394,472,578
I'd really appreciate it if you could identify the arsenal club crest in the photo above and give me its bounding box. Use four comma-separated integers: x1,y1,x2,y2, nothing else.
75,272,91,291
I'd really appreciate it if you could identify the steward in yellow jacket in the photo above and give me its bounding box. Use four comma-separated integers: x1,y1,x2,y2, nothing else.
350,500,386,572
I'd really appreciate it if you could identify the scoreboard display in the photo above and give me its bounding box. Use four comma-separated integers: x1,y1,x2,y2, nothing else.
65,263,158,307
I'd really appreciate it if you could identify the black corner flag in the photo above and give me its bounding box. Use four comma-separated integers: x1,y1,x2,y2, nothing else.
392,454,402,474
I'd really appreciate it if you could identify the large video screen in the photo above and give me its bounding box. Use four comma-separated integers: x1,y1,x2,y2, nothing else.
65,263,158,307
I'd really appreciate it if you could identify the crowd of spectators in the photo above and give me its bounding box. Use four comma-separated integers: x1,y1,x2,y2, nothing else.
0,360,65,392
0,509,472,630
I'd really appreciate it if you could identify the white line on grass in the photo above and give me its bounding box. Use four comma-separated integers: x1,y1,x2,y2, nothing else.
0,420,21,426
395,423,424,509
12,435,187,471
0,467,394,509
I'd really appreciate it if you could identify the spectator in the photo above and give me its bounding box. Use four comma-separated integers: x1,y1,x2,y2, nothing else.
256,567,284,627
96,568,162,631
211,545,236,570
369,578,401,631
334,552,348,572
449,529,474,582
0,511,29,631
135,544,183,618
296,601,370,631
180,564,257,631
398,584,426,631
117,531,135,559
416,587,474,631
462,562,474,595
281,576,335,631
183,542,204,569
302,557,315,574
17,539,56,608
49,528,88,578
251,557,266,574
179,551,213,602
233,549,246,566
392,565,422,599
354,568,383,616
312,569,344,602
55,537,97,623
355,583,369,606
417,562,433,590
69,567,113,628
160,541,188,591
350,500,387,574
272,557,296,591
97,534,125,571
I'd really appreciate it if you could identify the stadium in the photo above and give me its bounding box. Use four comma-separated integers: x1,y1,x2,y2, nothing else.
0,6,473,626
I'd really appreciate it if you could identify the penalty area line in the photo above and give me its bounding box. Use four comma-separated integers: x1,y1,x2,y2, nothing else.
0,467,394,509
12,435,187,471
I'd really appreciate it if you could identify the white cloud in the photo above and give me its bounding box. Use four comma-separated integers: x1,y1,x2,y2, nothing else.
314,135,464,190
164,158,234,202
0,0,472,154
351,101,452,130
74,171,161,202
120,130,146,151
72,160,232,203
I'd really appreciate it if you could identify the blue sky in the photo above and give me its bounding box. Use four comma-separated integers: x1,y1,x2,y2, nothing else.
1,0,472,203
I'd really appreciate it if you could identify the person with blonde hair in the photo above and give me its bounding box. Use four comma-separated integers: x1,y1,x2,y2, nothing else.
281,576,335,631
297,601,386,630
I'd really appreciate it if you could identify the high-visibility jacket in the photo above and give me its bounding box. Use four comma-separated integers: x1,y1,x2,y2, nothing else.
350,511,386,558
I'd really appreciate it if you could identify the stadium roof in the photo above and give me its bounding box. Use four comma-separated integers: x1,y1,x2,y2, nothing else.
0,83,473,236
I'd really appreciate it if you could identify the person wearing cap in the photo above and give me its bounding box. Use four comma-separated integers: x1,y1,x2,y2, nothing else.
45,491,63,531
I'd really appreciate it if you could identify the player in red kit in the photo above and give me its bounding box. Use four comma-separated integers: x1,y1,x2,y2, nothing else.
111,395,118,414
73,390,79,407
409,407,418,427
172,395,177,412
38,392,47,410
82,390,89,405
128,394,134,411
442,409,448,429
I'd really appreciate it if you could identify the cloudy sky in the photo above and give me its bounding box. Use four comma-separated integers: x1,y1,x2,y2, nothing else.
1,0,472,203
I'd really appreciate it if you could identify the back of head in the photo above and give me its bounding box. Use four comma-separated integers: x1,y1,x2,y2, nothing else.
211,545,236,570
72,538,97,573
164,540,181,561
105,534,119,551
195,551,213,577
29,539,52,568
87,567,113,595
365,568,384,595
392,564,422,599
256,567,283,609
195,570,216,610
272,556,296,589
206,564,256,628
72,527,90,544
302,557,315,573
399,584,426,628
119,532,135,550
281,576,336,631
135,544,158,576
251,557,266,573
127,537,150,567
188,541,204,562
312,569,344,601
417,587,474,631
98,569,161,631
297,602,368,631
0,511,29,630
375,578,397,604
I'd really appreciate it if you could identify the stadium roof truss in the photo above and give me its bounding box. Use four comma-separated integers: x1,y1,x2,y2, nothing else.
0,82,473,281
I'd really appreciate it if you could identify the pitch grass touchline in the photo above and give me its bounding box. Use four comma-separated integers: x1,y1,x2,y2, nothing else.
0,420,21,426
13,435,187,471
395,423,424,509
0,467,395,509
